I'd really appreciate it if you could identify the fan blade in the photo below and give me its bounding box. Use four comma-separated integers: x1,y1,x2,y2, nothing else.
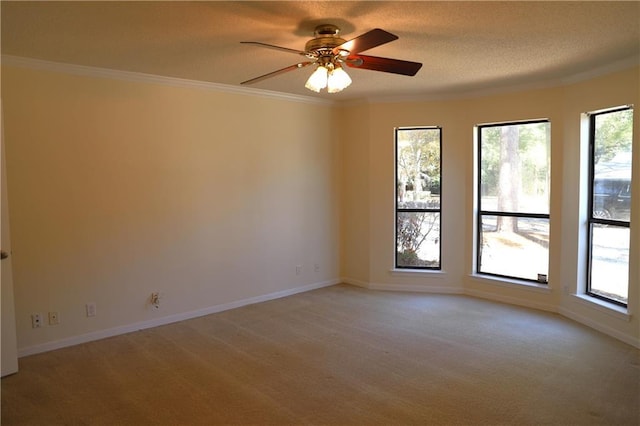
333,28,398,55
346,54,422,76
240,41,307,56
241,62,315,85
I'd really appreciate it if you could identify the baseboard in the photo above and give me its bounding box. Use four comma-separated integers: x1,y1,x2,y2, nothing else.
558,306,640,349
341,276,370,289
347,278,554,311
464,288,557,313
19,278,638,356
343,278,637,348
342,277,464,294
368,282,464,294
18,279,340,358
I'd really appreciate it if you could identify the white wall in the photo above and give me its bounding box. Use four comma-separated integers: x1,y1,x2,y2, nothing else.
1,65,341,355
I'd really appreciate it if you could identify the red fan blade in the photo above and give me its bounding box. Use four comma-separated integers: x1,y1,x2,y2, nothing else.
241,41,308,56
346,54,422,76
333,29,398,55
241,62,315,85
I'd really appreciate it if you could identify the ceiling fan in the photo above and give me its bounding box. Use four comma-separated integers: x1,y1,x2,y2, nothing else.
240,24,422,93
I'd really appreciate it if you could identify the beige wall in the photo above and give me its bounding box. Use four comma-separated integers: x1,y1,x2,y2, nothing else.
338,102,371,284
2,62,638,354
557,68,640,343
343,67,639,346
2,66,340,353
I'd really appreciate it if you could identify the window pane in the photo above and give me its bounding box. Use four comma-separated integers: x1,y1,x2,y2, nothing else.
397,128,441,208
479,215,549,281
395,127,441,270
480,122,550,214
587,107,632,306
397,212,440,268
590,224,629,304
592,109,632,222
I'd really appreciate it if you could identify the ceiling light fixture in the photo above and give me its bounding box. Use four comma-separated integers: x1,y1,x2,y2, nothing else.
305,62,352,93
304,64,329,92
327,64,352,93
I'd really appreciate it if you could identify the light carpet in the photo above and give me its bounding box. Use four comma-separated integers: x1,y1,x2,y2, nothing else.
2,284,639,425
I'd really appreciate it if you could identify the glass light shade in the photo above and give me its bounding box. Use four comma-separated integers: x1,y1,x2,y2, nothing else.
305,65,328,92
327,66,352,93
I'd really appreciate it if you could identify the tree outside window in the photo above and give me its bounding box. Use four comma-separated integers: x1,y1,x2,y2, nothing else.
395,127,441,269
477,120,550,282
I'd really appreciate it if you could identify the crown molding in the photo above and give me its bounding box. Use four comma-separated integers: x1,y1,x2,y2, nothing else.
1,55,334,106
3,54,637,107
365,55,640,104
561,55,640,85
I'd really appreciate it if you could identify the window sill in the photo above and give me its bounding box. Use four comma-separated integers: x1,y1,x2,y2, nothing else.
570,294,631,322
390,269,447,278
468,273,552,293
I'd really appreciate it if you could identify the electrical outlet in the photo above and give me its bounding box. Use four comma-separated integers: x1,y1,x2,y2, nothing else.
31,313,43,328
150,292,161,309
314,263,320,273
86,303,96,317
296,265,302,275
48,311,60,325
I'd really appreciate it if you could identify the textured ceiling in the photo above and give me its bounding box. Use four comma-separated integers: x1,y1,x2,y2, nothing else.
2,1,639,101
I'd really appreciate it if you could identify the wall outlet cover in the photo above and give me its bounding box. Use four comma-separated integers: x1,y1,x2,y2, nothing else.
48,311,60,325
86,303,96,317
31,313,43,328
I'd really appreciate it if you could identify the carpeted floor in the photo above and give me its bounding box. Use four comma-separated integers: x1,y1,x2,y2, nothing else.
2,284,639,425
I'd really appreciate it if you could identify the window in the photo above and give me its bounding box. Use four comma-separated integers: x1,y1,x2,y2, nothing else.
395,127,441,269
476,120,550,282
587,106,633,307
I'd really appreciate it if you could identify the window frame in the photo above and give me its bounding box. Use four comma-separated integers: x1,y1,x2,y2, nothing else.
586,106,632,308
475,119,551,284
394,126,442,270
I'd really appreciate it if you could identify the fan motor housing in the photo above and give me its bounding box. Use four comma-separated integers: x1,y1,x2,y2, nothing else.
305,36,346,52
305,24,346,54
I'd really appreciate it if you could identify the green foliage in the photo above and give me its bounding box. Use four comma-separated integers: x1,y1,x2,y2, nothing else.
518,122,550,197
397,249,437,267
397,210,433,253
479,127,501,196
396,208,439,266
594,109,633,164
480,122,549,198
397,249,421,266
397,128,440,194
